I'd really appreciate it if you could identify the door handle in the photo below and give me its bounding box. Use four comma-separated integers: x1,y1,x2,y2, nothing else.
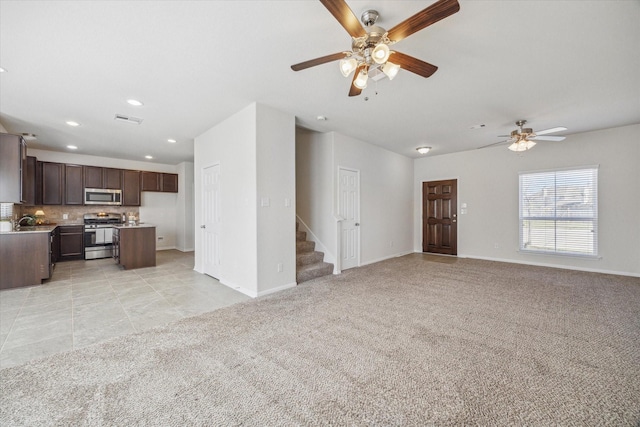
200,225,206,229
452,220,457,223
355,223,360,226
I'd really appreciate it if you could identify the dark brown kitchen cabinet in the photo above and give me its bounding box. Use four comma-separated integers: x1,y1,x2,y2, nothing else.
42,162,64,205
104,168,122,189
84,166,103,188
0,133,27,204
161,173,178,193
141,171,178,193
122,170,141,206
58,225,84,261
23,156,38,205
113,226,156,270
51,226,60,265
0,232,51,290
84,166,122,190
64,164,84,205
141,171,161,192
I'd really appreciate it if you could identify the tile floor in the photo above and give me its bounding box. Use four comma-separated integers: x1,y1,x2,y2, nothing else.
0,250,250,369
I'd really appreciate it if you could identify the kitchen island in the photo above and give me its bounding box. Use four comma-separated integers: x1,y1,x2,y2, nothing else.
0,225,57,290
113,224,156,270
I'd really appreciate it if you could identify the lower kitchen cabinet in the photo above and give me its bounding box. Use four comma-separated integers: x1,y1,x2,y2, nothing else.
113,226,156,270
0,231,52,290
58,225,84,261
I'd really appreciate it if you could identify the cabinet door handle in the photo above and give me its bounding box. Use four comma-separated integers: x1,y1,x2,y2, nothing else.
200,225,206,229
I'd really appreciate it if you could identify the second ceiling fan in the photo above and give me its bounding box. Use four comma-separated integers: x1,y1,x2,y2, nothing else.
291,0,460,97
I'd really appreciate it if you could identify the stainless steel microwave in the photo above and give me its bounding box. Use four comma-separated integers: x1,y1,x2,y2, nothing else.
84,188,122,205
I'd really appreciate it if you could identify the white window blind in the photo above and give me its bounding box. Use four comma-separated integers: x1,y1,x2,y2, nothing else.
519,167,598,257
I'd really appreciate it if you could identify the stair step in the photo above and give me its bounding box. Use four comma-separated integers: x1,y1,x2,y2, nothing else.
296,250,324,266
296,240,315,253
296,230,307,242
296,262,334,283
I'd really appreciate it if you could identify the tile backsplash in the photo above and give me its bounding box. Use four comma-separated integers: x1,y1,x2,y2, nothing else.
17,205,139,225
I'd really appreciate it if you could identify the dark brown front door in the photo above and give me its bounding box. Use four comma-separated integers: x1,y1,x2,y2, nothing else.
423,179,457,255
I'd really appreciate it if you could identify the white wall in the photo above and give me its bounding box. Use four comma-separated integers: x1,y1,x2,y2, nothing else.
176,161,195,251
194,103,296,297
296,129,414,269
256,104,296,293
414,124,640,276
194,104,258,294
333,133,414,265
26,149,193,251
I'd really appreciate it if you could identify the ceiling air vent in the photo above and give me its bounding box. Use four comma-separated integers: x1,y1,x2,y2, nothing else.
114,114,143,124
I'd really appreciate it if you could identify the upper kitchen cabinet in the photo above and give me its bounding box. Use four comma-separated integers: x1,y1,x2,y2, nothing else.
161,173,178,193
141,171,161,192
141,171,178,193
84,166,122,190
64,164,84,205
42,162,63,205
104,168,122,189
22,156,38,206
122,170,141,206
0,133,27,204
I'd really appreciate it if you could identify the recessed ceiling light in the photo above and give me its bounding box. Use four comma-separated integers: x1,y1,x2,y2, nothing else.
67,145,78,150
145,155,153,159
470,124,486,130
66,121,80,127
0,67,7,73
127,99,144,107
416,147,431,154
167,139,177,143
316,115,327,121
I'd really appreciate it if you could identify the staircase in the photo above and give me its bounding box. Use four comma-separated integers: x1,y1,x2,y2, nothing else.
296,222,334,283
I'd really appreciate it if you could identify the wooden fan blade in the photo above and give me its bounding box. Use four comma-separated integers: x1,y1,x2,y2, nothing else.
535,126,567,136
348,64,367,97
390,51,438,78
531,135,566,142
387,0,460,42
320,0,366,38
291,52,347,71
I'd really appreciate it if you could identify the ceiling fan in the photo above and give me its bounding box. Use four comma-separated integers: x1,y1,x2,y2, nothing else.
290,0,460,97
480,120,567,152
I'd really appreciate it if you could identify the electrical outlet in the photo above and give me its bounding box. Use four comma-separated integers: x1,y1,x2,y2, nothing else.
158,236,164,241
63,214,69,220
389,240,394,247
494,243,499,249
277,263,283,273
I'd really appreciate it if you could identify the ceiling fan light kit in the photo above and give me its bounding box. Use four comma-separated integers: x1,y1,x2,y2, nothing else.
479,119,567,152
291,0,461,97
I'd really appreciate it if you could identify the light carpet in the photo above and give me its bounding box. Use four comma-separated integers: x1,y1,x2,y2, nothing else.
1,254,639,426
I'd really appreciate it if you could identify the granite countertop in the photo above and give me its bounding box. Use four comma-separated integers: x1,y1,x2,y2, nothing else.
0,222,84,235
0,225,58,234
113,223,156,229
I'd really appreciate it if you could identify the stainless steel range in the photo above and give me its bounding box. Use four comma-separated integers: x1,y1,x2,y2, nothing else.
84,213,124,260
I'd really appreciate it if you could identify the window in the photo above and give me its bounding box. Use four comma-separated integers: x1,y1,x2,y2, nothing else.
519,167,598,257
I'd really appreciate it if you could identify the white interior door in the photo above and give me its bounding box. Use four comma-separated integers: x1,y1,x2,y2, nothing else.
339,167,360,270
203,164,221,279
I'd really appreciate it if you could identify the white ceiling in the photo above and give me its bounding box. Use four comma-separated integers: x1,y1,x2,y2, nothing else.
1,0,639,165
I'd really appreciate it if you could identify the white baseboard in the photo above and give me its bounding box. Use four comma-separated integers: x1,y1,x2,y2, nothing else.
156,246,177,251
360,250,415,267
257,282,297,297
414,251,640,278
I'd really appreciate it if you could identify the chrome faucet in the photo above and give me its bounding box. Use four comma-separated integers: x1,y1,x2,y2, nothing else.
15,216,34,229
